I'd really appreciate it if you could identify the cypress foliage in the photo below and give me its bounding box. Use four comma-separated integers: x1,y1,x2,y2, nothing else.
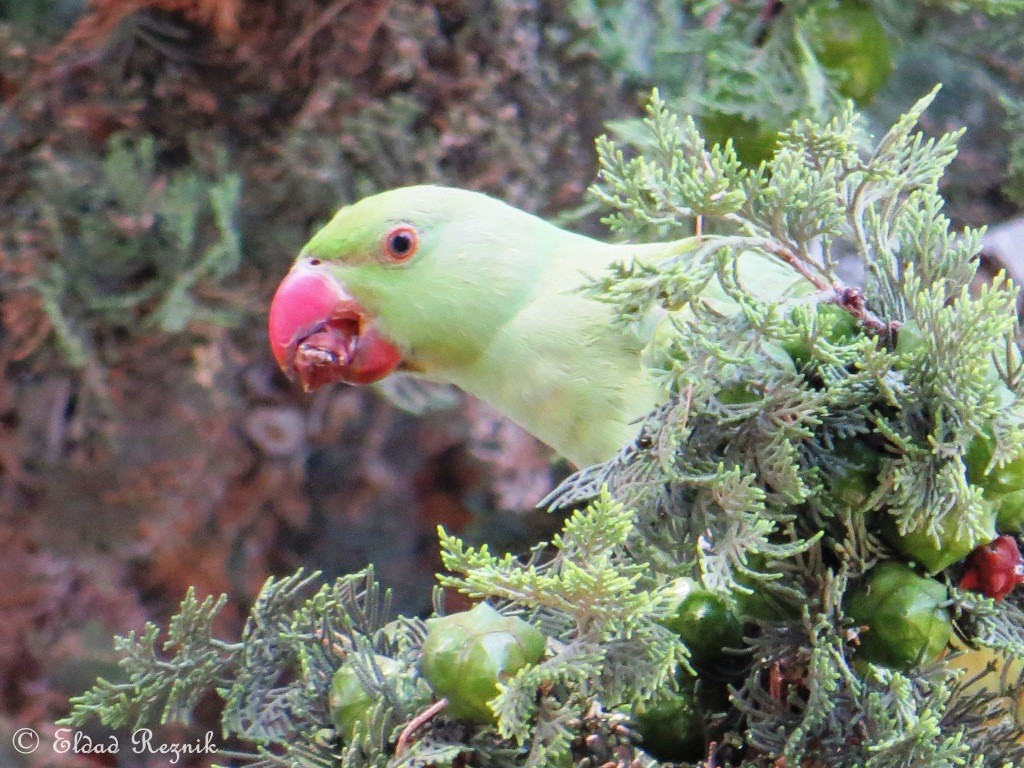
64,91,1024,767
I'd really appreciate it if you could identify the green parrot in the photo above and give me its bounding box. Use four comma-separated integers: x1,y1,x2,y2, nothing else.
268,185,805,467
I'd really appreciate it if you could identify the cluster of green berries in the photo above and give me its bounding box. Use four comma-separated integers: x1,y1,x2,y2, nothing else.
328,604,545,742
325,593,737,762
729,303,1024,672
633,580,745,762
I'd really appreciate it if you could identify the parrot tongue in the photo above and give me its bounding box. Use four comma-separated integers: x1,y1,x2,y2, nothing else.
268,268,403,390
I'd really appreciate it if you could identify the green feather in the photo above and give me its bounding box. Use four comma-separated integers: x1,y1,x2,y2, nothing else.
299,185,804,467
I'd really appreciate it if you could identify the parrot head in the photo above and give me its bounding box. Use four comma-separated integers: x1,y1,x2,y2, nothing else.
268,185,550,391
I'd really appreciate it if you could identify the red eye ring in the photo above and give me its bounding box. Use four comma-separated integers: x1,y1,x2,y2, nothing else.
383,226,418,263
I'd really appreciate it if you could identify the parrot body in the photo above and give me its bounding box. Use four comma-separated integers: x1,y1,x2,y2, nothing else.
268,185,805,467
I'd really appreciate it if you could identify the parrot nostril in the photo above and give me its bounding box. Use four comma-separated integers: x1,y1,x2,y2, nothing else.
309,258,321,266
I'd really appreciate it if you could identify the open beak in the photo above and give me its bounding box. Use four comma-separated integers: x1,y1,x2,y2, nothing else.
268,266,403,391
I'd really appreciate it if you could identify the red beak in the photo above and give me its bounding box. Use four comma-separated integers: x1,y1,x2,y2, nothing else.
267,266,403,390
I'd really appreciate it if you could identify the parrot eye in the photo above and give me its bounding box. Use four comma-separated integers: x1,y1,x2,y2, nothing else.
383,226,418,264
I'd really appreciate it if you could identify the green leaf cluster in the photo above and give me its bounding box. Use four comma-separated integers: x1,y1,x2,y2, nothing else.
27,133,242,368
64,569,437,768
439,490,687,763
572,0,1024,208
540,88,1024,763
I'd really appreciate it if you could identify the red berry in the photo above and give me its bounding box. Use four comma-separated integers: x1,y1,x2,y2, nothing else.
960,535,1024,601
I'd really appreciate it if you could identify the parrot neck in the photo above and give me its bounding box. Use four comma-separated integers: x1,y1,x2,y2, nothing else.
439,240,667,467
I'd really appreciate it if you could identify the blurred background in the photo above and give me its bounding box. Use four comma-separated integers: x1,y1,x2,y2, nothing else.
1,0,1023,764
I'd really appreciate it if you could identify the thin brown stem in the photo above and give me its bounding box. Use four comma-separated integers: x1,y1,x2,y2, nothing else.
758,241,830,292
395,698,449,755
818,286,892,336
